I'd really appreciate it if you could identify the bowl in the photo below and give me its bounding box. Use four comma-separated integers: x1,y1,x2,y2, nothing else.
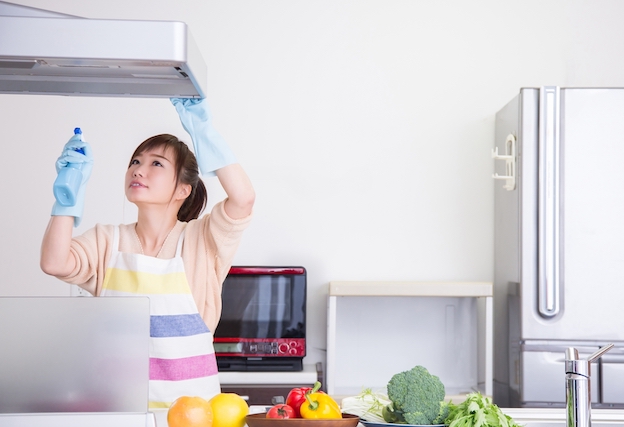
246,413,360,427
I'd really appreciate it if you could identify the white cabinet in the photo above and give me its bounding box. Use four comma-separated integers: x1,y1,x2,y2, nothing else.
219,364,320,405
326,281,493,400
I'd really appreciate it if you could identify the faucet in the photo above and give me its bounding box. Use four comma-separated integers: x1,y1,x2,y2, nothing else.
565,344,614,427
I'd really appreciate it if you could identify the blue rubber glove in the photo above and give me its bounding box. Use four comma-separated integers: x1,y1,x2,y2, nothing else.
51,135,93,227
171,97,236,177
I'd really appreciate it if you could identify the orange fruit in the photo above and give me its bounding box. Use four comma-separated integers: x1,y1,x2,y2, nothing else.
167,396,213,427
208,393,249,427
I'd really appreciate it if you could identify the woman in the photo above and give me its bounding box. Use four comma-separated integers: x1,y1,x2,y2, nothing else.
40,98,255,408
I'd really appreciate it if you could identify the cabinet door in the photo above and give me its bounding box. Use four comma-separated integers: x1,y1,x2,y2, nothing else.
521,347,599,404
221,385,293,406
601,350,624,405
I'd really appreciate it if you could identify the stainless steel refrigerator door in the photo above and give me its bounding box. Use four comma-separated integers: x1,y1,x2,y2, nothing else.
493,88,539,406
521,88,624,341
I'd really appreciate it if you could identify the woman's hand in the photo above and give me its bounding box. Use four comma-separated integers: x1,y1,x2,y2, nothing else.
51,130,94,227
171,97,237,177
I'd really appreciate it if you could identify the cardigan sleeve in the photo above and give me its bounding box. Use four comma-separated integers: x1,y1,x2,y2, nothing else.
54,223,115,296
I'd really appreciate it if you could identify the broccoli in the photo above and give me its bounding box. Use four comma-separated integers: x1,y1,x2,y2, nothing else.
383,365,449,425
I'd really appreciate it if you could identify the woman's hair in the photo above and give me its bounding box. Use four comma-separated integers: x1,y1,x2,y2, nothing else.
129,134,207,222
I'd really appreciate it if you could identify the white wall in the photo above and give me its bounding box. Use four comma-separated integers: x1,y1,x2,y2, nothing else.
2,0,624,371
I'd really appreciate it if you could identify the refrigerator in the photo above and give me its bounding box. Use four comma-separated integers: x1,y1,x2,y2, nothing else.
493,87,624,408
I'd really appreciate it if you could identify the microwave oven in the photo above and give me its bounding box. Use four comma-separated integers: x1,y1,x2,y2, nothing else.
214,266,306,372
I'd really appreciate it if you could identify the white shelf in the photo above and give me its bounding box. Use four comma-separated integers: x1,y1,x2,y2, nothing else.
326,281,493,398
219,364,318,385
329,281,493,297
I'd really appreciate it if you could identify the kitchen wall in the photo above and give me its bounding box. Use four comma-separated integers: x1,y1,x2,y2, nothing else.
2,0,624,376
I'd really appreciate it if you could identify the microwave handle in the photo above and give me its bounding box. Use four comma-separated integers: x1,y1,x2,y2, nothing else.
229,267,306,275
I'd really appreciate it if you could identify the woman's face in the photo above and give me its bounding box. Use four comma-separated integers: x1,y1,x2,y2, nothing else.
125,146,179,205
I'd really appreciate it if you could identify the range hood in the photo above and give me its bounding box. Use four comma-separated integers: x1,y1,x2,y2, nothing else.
0,1,206,98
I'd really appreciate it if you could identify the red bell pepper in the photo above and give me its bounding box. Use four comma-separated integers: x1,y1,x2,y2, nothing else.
286,382,326,417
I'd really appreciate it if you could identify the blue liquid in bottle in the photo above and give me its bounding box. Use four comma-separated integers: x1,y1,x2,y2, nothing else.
53,128,85,207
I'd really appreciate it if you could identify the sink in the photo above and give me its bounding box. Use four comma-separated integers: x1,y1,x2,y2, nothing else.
501,408,624,426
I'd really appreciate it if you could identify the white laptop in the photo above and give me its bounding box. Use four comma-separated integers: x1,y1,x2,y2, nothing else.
0,297,150,418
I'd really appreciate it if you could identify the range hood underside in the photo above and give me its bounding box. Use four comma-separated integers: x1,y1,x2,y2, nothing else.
0,58,202,98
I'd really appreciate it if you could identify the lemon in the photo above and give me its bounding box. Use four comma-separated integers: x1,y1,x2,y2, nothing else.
209,393,249,427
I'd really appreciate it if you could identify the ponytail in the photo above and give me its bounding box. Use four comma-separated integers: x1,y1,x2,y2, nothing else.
178,179,207,222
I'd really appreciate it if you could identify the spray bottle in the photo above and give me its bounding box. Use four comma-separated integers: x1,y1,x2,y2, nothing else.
53,128,85,207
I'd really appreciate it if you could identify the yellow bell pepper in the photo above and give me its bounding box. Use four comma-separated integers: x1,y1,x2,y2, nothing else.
299,382,342,419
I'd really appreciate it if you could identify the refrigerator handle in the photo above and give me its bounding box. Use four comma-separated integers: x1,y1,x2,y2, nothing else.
492,134,517,191
538,86,561,318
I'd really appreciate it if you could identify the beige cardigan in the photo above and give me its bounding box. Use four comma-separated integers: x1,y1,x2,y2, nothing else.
56,200,252,332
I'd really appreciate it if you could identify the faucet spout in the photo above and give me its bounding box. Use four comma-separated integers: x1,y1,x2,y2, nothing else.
565,344,614,427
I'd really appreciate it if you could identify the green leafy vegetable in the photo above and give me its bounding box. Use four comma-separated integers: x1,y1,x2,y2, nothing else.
445,392,522,427
341,388,391,423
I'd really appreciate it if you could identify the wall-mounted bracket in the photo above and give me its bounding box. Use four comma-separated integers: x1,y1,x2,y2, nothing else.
492,133,516,191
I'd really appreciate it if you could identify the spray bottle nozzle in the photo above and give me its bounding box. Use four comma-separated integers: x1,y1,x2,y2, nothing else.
72,128,84,154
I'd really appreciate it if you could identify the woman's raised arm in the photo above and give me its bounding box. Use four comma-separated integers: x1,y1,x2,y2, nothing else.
216,163,255,219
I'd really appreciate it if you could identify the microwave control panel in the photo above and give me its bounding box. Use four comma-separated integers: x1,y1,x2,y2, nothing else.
214,338,305,357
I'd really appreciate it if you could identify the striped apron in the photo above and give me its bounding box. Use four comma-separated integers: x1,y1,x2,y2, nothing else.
100,226,220,408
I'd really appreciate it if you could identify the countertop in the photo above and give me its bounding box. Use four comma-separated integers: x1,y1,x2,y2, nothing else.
150,407,624,427
152,405,269,427
4,407,623,427
501,407,624,425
